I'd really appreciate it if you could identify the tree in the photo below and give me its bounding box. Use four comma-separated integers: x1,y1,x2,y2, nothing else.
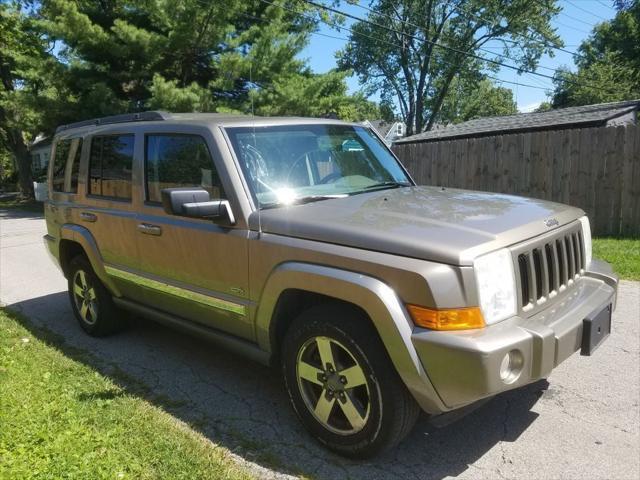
0,0,383,198
251,69,382,120
551,1,639,107
435,77,517,124
0,2,69,198
337,0,562,134
40,0,374,118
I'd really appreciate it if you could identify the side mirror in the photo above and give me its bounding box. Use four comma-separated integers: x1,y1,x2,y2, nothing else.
161,188,235,225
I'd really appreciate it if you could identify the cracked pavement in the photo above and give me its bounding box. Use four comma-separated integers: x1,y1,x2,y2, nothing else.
1,208,638,480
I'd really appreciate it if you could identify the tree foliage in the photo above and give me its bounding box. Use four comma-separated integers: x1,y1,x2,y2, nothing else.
0,2,72,196
0,0,380,198
338,0,561,134
436,78,517,124
551,1,640,107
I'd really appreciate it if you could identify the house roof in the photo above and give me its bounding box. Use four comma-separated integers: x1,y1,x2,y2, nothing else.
366,120,394,137
396,99,640,144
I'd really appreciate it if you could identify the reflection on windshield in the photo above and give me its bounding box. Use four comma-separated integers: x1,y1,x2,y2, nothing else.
225,124,411,208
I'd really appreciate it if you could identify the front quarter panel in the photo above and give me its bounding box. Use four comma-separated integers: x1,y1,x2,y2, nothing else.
255,262,448,414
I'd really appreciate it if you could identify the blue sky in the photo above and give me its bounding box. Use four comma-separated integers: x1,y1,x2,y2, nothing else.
299,0,619,113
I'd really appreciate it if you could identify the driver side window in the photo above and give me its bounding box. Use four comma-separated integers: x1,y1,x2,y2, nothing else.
145,134,225,203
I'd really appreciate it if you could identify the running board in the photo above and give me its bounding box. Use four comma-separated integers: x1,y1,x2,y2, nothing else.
113,297,270,366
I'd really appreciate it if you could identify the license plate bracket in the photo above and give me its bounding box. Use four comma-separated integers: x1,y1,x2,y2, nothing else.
581,303,612,356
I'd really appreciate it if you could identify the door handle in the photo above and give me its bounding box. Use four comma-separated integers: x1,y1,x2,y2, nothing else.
137,223,162,236
80,212,97,223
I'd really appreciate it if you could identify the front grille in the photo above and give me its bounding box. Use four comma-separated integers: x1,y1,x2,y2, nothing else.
516,227,585,311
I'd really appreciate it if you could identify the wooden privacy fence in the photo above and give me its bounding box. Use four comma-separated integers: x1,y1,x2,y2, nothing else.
392,124,640,237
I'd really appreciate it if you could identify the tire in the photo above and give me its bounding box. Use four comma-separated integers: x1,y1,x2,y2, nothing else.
282,303,420,458
67,255,126,337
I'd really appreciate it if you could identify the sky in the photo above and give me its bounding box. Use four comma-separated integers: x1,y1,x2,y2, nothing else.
299,0,620,114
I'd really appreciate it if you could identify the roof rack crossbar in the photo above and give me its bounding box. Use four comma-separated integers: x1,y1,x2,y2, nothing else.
55,111,170,134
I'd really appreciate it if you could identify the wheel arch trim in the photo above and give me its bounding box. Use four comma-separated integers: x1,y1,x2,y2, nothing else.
256,262,447,413
59,224,122,297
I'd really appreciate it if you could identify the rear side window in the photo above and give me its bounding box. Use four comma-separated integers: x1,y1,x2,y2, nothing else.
145,134,225,203
88,135,134,200
51,138,83,193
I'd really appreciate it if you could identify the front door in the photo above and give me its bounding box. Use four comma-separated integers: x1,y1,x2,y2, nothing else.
130,132,252,340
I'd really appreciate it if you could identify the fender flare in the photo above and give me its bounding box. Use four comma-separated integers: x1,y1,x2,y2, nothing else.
59,224,122,297
255,262,447,413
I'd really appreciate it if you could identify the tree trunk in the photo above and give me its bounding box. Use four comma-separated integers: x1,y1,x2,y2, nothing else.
8,129,34,199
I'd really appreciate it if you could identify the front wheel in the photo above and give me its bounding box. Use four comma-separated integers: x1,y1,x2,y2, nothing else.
282,304,420,458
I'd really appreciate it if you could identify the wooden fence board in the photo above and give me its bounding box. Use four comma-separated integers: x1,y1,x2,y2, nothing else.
393,124,640,236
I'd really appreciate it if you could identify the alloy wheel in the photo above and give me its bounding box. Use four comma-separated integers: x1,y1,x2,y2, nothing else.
72,269,98,325
296,336,372,435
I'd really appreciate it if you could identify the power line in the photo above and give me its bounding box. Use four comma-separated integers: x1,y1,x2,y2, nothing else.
344,0,564,74
353,3,587,59
295,0,624,95
485,74,550,91
595,0,616,11
529,0,600,31
565,0,610,21
442,0,588,58
241,4,555,97
190,0,618,100
299,0,599,86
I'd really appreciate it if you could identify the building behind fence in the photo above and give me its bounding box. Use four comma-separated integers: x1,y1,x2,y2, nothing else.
393,102,640,237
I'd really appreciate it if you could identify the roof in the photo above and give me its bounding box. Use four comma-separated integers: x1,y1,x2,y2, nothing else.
54,111,362,138
367,120,394,137
397,99,640,144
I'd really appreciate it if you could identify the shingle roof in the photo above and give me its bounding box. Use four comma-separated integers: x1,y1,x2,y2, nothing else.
396,99,640,144
367,120,394,137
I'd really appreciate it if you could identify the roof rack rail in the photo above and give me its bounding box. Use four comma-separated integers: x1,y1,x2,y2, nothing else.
55,111,170,134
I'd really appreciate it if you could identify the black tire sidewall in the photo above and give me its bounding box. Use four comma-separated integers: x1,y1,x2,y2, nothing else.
67,255,120,336
282,304,417,458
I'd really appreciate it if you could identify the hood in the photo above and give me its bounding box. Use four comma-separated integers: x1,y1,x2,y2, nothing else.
252,186,584,265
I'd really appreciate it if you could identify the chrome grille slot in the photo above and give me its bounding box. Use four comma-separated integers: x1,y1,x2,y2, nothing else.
513,222,585,313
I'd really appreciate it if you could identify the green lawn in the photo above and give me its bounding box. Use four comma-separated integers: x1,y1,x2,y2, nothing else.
0,308,252,480
593,237,640,281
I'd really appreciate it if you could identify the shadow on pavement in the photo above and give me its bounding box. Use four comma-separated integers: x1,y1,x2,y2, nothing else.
7,292,547,479
0,208,44,219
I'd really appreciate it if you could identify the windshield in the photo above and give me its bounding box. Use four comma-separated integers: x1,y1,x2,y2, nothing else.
225,124,411,208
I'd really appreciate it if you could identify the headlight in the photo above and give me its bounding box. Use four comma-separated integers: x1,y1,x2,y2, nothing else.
579,216,592,267
473,248,517,325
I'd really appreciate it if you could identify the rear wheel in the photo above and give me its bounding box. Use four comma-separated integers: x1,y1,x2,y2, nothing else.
282,303,420,458
68,255,125,336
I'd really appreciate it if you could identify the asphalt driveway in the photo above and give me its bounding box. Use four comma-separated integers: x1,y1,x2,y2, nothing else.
1,208,638,480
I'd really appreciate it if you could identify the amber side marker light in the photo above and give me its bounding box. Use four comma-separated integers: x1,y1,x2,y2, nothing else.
407,305,486,330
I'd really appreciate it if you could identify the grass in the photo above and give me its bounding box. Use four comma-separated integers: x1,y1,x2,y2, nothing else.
0,308,253,480
593,237,640,281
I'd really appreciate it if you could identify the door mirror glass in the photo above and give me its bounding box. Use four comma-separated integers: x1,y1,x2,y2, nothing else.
161,187,235,224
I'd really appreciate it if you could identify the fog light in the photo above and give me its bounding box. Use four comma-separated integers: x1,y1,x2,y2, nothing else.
499,350,524,384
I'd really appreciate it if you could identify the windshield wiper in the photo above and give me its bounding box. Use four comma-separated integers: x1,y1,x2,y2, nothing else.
292,194,349,205
361,181,412,191
260,194,348,209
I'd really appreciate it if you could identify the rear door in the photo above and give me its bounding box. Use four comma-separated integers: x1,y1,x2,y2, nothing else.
78,131,143,297
131,128,252,340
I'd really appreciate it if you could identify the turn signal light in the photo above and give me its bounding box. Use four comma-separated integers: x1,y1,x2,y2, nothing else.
407,305,486,331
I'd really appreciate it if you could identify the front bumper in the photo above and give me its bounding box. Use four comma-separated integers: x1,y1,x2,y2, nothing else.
411,260,618,410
